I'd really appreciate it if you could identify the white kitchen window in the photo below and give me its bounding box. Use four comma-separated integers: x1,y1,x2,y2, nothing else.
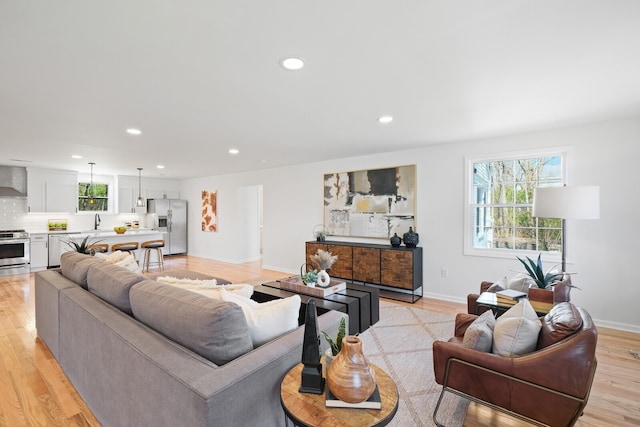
464,149,568,259
78,182,109,212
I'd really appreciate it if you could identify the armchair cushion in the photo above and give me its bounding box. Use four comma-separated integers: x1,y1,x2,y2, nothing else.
538,302,583,348
507,273,532,293
462,310,496,352
486,276,506,292
492,299,541,357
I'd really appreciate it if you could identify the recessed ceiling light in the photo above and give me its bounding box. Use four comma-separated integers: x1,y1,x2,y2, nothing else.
280,57,305,70
378,116,394,124
156,165,165,169
126,128,142,135
229,148,239,155
71,155,83,159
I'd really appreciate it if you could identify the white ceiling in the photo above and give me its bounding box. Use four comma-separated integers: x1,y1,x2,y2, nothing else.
1,1,639,180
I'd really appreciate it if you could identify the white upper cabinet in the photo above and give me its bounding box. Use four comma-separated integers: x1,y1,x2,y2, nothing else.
116,175,180,213
27,168,78,213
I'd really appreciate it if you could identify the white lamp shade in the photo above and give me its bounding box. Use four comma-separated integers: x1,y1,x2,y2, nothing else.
532,186,600,220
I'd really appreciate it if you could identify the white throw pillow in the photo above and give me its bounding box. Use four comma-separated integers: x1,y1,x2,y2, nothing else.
189,284,254,300
492,299,541,357
463,310,496,352
95,251,140,273
95,251,129,263
155,276,218,289
220,289,301,347
507,273,533,293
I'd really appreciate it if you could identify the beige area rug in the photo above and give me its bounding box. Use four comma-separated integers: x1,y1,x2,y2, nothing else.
356,300,469,427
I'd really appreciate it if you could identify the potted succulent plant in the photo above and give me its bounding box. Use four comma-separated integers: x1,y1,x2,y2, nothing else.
516,254,578,304
64,235,104,255
300,268,319,287
516,254,560,289
321,316,347,362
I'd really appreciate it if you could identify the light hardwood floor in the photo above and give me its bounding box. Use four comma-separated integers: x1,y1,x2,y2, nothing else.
1,255,639,426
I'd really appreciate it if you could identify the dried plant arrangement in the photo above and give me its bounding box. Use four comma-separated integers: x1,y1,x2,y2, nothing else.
310,249,338,271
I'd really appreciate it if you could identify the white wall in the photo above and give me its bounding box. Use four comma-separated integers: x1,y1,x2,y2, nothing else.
181,115,640,332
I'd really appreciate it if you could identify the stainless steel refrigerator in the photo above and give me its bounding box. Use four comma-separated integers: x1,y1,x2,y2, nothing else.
147,199,187,255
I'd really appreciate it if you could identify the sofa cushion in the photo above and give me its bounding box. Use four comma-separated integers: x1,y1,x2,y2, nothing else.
220,288,301,347
463,310,496,352
130,280,253,365
538,302,583,349
87,262,145,314
492,299,541,357
60,251,103,289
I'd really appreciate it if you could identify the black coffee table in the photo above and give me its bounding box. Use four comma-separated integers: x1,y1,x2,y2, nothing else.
252,280,379,334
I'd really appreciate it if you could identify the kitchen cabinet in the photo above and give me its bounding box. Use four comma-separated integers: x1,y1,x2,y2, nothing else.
117,186,145,214
48,233,77,268
116,175,180,213
30,234,49,270
27,168,78,213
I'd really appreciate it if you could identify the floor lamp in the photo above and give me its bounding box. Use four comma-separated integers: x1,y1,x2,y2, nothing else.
532,186,600,273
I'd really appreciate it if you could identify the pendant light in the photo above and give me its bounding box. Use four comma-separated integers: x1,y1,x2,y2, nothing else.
88,162,95,204
136,167,145,207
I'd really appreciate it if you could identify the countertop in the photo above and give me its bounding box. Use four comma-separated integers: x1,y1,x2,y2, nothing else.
31,228,157,236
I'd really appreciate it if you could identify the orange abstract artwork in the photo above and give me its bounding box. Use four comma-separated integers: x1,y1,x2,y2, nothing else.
201,190,217,232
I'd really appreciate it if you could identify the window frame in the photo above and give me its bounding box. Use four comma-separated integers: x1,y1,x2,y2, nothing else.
76,173,114,214
463,146,572,263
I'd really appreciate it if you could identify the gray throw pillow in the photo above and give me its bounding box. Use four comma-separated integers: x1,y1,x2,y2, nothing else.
462,310,496,352
130,280,253,365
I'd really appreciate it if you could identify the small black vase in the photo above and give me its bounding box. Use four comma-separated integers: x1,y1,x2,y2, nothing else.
403,227,419,248
390,233,402,247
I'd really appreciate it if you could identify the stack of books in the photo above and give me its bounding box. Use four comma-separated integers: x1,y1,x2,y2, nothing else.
325,385,381,409
495,289,527,306
529,300,554,313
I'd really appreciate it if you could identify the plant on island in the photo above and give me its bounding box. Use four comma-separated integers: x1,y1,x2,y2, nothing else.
64,235,104,254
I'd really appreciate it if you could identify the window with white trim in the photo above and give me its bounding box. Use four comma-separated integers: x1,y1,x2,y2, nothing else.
78,182,109,212
465,150,566,258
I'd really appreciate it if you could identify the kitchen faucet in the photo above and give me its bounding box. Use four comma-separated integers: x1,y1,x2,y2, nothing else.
94,213,101,230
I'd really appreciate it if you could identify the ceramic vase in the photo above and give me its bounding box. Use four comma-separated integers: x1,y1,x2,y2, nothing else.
327,336,376,403
402,227,419,248
390,233,402,247
317,270,331,287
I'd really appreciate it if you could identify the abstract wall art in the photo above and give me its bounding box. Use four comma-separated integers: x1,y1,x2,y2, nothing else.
202,190,218,232
323,165,416,239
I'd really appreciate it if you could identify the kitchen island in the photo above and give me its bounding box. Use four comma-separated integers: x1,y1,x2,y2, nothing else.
47,229,164,268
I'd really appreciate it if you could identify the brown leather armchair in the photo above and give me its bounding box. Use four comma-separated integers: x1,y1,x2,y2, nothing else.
432,303,598,427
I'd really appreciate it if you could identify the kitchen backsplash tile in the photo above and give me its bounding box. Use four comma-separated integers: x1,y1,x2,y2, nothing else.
0,198,27,230
0,199,149,232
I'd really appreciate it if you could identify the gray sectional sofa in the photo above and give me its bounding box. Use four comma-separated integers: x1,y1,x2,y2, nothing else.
35,252,343,427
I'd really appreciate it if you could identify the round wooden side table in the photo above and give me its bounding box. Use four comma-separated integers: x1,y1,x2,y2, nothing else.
280,361,399,427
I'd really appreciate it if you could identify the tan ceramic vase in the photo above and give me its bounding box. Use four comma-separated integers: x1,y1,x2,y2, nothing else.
326,336,377,403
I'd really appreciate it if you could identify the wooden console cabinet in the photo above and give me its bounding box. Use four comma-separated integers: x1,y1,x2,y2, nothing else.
306,241,423,302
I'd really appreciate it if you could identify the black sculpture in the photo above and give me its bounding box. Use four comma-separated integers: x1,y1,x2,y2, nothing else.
299,299,324,394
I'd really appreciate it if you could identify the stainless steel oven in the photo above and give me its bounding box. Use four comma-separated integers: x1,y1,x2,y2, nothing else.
0,230,30,276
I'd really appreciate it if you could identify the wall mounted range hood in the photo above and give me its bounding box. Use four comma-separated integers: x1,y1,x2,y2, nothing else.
0,165,28,198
